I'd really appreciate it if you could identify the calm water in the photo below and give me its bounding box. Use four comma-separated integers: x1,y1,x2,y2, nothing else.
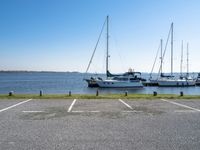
0,72,200,95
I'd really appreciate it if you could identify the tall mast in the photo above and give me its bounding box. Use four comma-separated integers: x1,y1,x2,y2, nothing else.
171,22,173,76
106,15,109,78
180,40,183,77
187,42,189,76
160,39,163,74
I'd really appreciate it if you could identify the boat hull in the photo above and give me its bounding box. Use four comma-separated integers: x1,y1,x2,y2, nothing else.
96,80,143,88
158,79,195,87
84,79,99,87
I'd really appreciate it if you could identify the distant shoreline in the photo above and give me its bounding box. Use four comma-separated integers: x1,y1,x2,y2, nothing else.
0,70,81,73
0,71,198,74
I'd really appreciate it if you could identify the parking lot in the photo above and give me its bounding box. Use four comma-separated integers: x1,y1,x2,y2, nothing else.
0,98,200,150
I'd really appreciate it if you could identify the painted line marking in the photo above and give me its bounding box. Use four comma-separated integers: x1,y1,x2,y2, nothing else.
122,110,142,113
68,99,77,112
88,111,100,113
174,110,197,113
71,110,84,113
71,110,100,113
118,99,133,110
22,111,44,113
161,99,200,112
0,99,32,113
72,110,141,113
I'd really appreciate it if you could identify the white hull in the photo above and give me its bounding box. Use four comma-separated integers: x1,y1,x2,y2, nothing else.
158,79,195,87
96,80,143,88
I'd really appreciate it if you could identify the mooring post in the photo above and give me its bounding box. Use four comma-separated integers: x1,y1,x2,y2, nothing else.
40,90,43,96
153,91,157,96
9,91,13,96
180,91,184,96
96,90,99,96
69,91,71,96
125,91,128,96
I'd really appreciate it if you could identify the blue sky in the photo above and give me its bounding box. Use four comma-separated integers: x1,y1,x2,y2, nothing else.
0,0,200,73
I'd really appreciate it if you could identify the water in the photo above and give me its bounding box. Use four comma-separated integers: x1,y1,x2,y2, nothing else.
0,72,200,95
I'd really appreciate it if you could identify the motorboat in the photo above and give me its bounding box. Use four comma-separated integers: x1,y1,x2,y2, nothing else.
95,70,143,88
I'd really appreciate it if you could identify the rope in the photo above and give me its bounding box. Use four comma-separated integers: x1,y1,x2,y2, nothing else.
85,18,107,74
150,42,161,79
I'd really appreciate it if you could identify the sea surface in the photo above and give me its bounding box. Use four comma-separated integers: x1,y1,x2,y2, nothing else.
0,72,200,95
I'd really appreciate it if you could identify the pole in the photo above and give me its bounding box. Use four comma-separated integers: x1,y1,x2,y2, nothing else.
160,39,163,74
180,40,183,77
187,43,189,77
171,22,173,76
106,15,109,78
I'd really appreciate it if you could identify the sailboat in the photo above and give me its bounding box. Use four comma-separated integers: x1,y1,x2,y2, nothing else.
147,25,175,86
84,16,143,88
145,39,163,86
180,42,196,85
157,23,195,87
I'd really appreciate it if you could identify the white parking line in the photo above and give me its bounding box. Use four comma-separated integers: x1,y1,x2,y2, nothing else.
0,99,32,113
72,110,100,113
22,111,44,113
118,99,133,110
122,110,142,113
174,110,197,113
68,99,77,112
161,99,200,112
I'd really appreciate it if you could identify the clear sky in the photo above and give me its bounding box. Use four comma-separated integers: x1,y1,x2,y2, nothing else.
0,0,200,73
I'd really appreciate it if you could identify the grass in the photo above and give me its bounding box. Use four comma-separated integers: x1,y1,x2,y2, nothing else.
0,93,200,100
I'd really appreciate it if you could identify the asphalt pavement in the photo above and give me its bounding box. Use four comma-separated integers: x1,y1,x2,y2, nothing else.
0,98,200,150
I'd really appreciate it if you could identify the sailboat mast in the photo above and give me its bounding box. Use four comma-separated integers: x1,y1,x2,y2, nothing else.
106,15,109,78
160,39,163,74
171,22,173,76
180,40,183,77
187,42,189,76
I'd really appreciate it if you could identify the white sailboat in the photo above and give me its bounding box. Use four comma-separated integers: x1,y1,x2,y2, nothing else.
157,23,195,87
85,16,143,88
